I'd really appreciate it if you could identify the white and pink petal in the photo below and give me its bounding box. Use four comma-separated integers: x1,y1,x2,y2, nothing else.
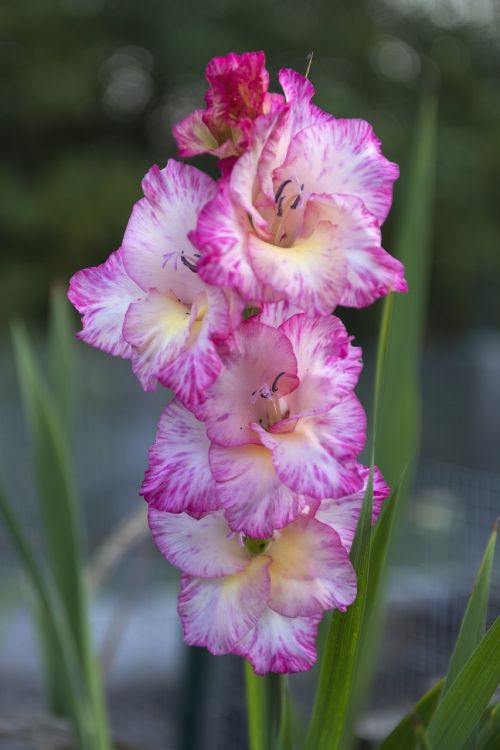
255,395,366,500
268,516,357,617
235,609,321,675
141,400,219,515
209,443,308,538
339,243,408,307
279,313,362,417
68,249,143,358
148,509,250,578
200,321,299,448
275,119,399,225
178,556,271,655
173,109,219,158
195,182,277,302
122,160,216,296
123,290,191,392
247,220,348,315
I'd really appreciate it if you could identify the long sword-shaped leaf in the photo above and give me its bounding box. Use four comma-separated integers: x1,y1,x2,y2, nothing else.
477,704,500,750
378,679,443,750
349,91,438,740
12,322,85,654
441,521,498,698
426,617,500,750
0,484,92,749
306,472,373,750
11,322,111,748
376,91,437,492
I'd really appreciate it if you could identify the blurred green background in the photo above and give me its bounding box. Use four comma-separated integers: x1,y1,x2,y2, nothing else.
1,0,499,334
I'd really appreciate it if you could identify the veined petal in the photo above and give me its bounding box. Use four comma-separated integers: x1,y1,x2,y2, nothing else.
235,609,321,675
255,72,332,205
314,466,390,552
278,68,332,136
157,286,231,406
339,243,408,307
178,556,271,655
123,289,191,392
230,106,288,233
209,443,308,537
255,395,366,499
141,400,219,514
148,509,250,577
268,516,357,617
122,160,216,296
279,313,362,416
256,300,303,328
159,338,221,407
68,248,142,358
173,109,219,157
200,321,299,447
247,220,348,315
195,182,278,302
303,193,407,308
276,119,399,225
279,68,315,105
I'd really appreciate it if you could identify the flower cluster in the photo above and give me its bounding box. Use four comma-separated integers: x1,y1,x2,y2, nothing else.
69,51,405,674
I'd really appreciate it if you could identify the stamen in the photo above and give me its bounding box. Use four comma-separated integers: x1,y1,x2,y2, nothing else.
275,179,292,203
163,250,200,272
290,194,301,210
271,371,286,392
251,383,272,404
180,255,197,273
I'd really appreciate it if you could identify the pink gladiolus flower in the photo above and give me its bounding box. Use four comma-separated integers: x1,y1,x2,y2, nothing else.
173,51,283,162
68,160,242,406
148,507,356,674
143,314,366,536
69,48,400,676
193,69,407,313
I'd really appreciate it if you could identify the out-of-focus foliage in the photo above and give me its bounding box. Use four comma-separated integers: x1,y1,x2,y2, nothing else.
1,0,500,331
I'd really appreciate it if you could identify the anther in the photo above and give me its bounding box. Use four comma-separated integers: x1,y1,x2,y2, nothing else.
275,179,292,203
180,255,197,273
271,371,286,392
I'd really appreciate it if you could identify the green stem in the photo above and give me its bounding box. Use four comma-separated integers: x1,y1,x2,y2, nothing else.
245,664,283,750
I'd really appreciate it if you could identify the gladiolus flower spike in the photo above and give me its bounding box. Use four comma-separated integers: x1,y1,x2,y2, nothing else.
68,50,402,674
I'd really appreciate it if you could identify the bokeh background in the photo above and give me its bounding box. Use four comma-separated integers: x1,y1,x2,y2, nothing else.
1,1,499,748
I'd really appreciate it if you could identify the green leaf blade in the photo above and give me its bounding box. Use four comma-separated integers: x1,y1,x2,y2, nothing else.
376,91,437,492
0,484,92,749
11,321,112,748
378,680,443,750
11,321,85,657
441,522,498,698
306,472,373,750
427,617,500,750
